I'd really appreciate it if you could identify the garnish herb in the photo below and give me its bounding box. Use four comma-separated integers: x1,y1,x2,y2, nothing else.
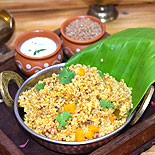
57,68,75,84
35,82,46,91
100,99,115,109
33,49,46,55
98,71,104,78
56,111,71,129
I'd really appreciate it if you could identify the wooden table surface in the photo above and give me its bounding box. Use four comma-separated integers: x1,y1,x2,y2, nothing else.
0,0,155,154
0,0,155,50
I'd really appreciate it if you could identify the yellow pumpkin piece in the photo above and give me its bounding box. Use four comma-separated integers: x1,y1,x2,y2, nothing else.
109,114,115,124
121,98,130,102
106,84,112,91
64,103,76,113
75,128,86,141
85,130,94,140
88,125,99,133
77,68,85,76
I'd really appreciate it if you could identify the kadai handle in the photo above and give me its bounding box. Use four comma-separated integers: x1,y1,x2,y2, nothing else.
0,71,24,110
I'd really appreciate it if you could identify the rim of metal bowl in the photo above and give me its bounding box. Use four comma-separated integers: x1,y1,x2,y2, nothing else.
14,63,135,145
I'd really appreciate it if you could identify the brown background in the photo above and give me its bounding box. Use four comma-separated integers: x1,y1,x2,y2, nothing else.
0,0,155,154
0,0,155,51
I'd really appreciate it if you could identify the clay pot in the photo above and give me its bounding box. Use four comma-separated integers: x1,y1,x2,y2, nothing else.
60,15,106,58
15,29,63,76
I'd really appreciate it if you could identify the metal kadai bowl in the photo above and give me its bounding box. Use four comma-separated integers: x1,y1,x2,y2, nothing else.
0,63,154,154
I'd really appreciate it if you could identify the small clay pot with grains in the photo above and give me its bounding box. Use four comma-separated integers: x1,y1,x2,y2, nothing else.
60,15,106,58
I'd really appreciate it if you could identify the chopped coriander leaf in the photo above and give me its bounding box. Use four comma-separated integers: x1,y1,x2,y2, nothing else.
57,68,75,84
35,82,46,91
56,111,71,129
34,49,46,55
98,71,104,78
100,99,115,109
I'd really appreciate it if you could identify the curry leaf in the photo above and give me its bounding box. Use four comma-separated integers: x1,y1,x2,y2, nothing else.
100,99,115,109
34,49,46,55
56,111,71,129
98,71,104,78
35,82,46,90
57,68,75,84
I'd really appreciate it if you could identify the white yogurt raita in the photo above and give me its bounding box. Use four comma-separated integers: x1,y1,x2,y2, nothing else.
20,37,57,57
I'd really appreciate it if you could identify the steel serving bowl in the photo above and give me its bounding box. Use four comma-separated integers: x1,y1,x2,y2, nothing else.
1,63,153,154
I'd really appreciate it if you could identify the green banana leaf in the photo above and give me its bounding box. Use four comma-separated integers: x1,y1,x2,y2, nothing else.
65,28,155,116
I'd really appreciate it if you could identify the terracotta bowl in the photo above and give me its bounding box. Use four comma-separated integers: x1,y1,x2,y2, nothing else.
60,15,106,58
15,29,63,76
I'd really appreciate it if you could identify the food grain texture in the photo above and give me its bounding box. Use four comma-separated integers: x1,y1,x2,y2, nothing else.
65,18,102,41
18,64,133,141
